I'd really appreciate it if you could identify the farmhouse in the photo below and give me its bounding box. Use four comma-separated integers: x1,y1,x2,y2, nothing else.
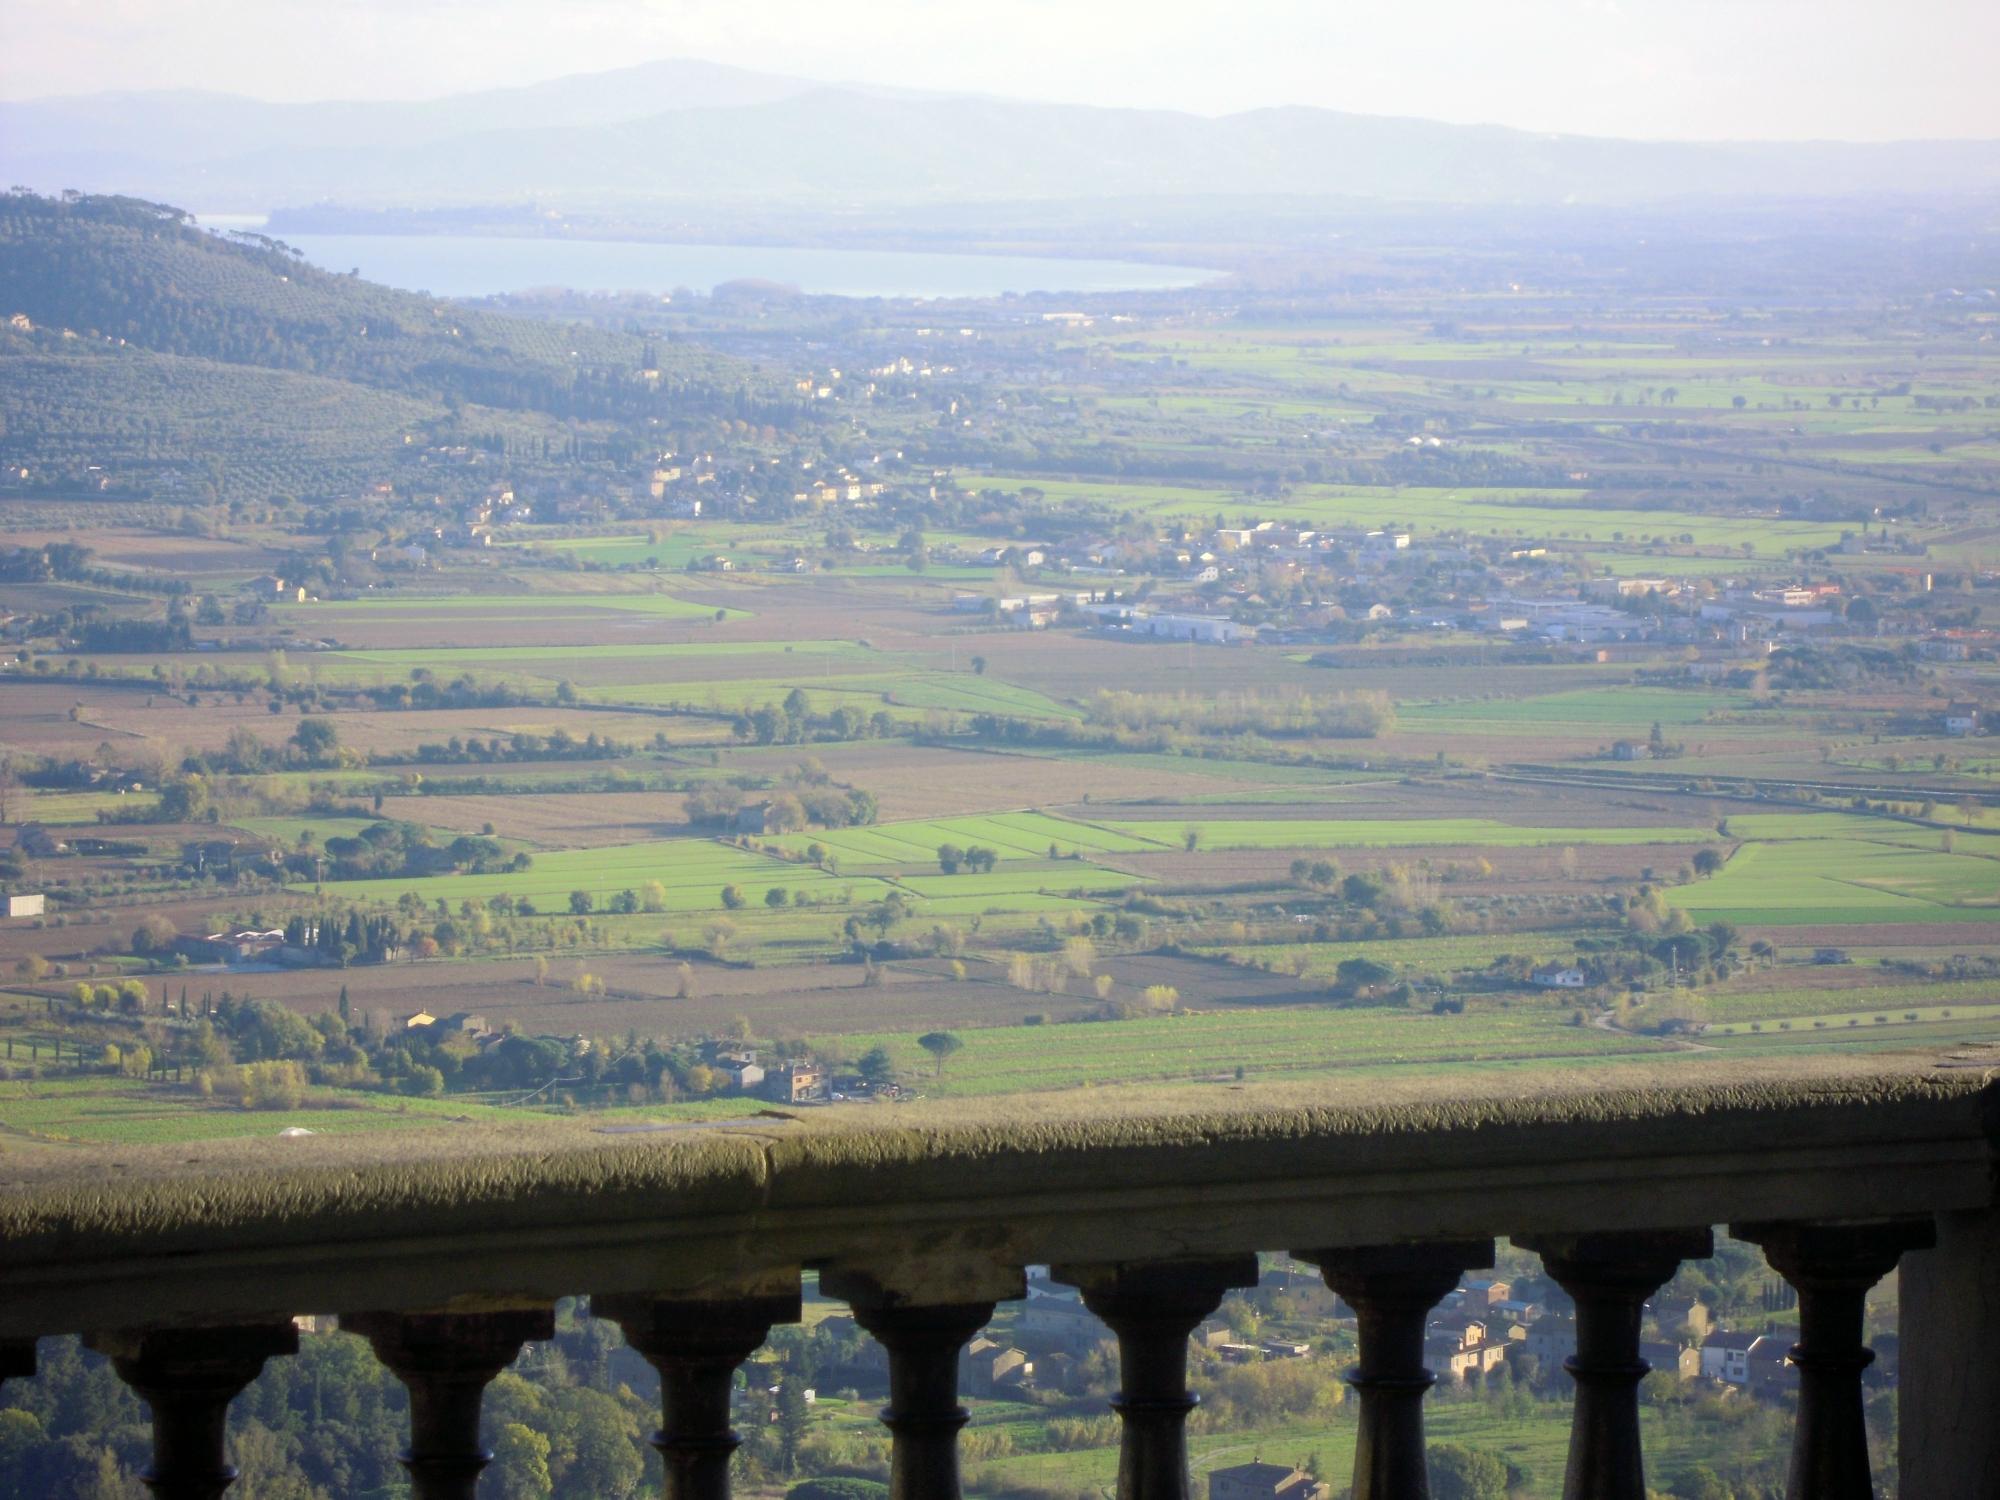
1651,1294,1713,1340
961,1338,1032,1396
762,1061,825,1104
1518,1312,1575,1368
1944,702,1982,736
1532,968,1587,988
734,803,775,834
1426,1312,1520,1380
1640,1340,1702,1381
1209,1462,1330,1500
3,893,44,919
1016,1291,1101,1355
722,1059,766,1092
1700,1329,1759,1384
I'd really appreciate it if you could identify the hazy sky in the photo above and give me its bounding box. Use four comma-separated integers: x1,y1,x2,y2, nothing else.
4,0,1997,141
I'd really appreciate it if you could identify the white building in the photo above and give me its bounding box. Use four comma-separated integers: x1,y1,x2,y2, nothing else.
1700,1330,1759,1385
1129,612,1255,644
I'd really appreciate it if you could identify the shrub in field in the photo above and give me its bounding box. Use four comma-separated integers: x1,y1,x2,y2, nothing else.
1428,1444,1507,1500
221,1060,308,1109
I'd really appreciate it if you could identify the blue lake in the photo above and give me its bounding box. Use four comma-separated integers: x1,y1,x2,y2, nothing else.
232,228,1216,300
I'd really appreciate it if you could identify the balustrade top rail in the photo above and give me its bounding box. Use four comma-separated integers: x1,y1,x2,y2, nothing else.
2,1050,1992,1339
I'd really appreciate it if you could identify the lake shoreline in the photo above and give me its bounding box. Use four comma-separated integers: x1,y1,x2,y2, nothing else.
199,215,1224,299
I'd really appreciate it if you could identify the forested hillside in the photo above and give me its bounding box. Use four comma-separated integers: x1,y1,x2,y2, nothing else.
0,192,787,503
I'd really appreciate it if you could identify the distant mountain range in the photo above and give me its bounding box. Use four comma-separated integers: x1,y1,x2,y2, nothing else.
5,58,1999,211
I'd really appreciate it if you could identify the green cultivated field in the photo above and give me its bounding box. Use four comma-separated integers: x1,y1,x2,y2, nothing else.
1107,817,1714,850
20,788,160,823
1705,1002,1999,1037
806,1005,1668,1097
608,670,1078,719
329,639,885,668
1398,686,1755,731
0,1075,521,1145
998,747,1393,785
1703,977,2000,1023
1669,830,2000,927
895,862,1145,903
772,811,1172,867
965,475,1876,552
279,591,748,623
1700,1016,2000,1054
309,836,897,911
1195,931,1609,978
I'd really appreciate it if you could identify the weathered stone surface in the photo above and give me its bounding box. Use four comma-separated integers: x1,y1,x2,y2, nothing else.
1900,1203,2000,1500
0,1054,1990,1339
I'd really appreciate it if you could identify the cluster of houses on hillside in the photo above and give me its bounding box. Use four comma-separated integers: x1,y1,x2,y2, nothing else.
921,507,1996,677
946,588,1257,643
863,1263,1820,1414
353,445,931,553
743,1261,1832,1500
1435,1276,1815,1399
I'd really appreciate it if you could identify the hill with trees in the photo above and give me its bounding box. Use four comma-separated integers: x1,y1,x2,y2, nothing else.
0,192,781,502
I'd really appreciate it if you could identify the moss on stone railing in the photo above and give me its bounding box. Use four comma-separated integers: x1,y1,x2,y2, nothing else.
0,1048,1993,1500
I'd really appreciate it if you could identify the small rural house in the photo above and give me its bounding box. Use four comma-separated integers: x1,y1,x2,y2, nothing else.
1209,1461,1330,1500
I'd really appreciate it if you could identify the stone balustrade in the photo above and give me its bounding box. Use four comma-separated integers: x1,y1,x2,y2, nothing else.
0,1051,1993,1499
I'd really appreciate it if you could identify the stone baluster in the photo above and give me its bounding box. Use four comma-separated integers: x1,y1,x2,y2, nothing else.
597,1271,803,1500
821,1262,1024,1500
88,1323,299,1500
1519,1228,1712,1500
0,1338,34,1391
1053,1256,1259,1500
1735,1219,1935,1500
1899,1204,2000,1499
344,1306,555,1500
1299,1240,1493,1500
